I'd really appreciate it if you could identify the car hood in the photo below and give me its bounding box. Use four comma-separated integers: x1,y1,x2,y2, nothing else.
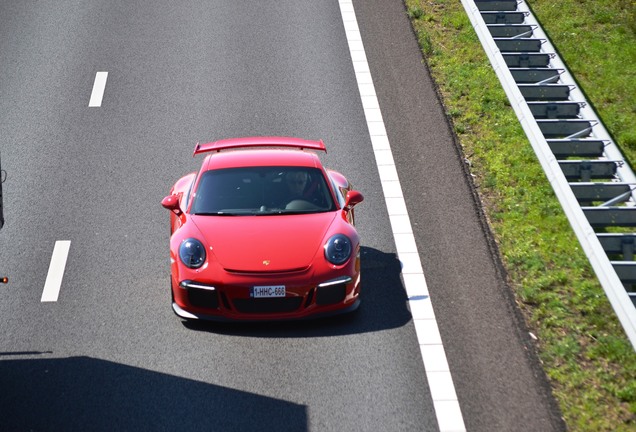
190,212,338,272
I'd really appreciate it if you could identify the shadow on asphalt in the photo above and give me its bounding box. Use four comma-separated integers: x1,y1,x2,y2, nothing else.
182,246,413,337
0,355,307,431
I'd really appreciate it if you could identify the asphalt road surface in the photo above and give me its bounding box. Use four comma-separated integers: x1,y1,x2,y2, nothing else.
0,1,564,431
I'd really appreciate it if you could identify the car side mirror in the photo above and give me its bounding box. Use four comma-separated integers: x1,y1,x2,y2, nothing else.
344,190,364,210
161,195,182,216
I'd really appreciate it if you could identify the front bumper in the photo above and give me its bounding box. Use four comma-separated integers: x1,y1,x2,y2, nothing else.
171,274,361,322
172,298,360,322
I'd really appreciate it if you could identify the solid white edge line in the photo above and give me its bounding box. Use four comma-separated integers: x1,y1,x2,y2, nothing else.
88,71,108,107
41,241,71,302
337,1,467,431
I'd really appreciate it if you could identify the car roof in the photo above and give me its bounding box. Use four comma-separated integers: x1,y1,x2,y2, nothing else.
201,149,323,171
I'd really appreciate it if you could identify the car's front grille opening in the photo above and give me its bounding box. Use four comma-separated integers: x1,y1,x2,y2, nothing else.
304,288,315,308
315,283,346,305
188,288,219,309
233,297,303,314
220,292,232,310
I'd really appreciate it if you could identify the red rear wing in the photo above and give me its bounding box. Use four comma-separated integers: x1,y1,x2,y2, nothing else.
193,136,327,156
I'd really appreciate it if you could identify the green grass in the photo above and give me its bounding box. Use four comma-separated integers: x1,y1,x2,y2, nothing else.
403,0,636,430
530,0,636,158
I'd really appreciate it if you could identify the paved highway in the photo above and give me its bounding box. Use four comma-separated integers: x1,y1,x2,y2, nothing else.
0,1,564,430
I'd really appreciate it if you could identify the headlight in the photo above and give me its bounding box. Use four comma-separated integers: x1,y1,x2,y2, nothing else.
179,238,206,269
324,234,352,265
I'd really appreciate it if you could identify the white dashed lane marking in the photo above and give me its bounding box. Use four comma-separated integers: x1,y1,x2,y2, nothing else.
88,71,108,107
337,1,467,431
41,241,71,302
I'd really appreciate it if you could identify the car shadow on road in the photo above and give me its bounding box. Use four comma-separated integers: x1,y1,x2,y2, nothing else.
182,246,413,337
0,355,308,431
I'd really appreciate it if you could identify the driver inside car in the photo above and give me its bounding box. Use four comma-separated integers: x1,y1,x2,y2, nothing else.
285,170,310,201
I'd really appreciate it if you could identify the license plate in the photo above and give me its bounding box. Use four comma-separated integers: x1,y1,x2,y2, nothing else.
251,285,286,298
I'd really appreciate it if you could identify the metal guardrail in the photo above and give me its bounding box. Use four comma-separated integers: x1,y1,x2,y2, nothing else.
1,152,6,283
0,152,5,230
460,0,636,349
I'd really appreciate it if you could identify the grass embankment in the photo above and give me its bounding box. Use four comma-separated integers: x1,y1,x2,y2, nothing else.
403,0,636,430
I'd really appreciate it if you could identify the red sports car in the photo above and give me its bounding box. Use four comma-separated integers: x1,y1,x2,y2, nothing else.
161,137,364,321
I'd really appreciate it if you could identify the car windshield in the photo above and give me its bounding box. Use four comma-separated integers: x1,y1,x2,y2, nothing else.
191,166,337,215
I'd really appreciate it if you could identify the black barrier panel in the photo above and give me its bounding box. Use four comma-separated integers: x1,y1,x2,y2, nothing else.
0,153,4,230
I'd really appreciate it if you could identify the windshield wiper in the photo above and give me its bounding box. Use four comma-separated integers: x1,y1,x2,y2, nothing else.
277,210,314,215
193,212,239,216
